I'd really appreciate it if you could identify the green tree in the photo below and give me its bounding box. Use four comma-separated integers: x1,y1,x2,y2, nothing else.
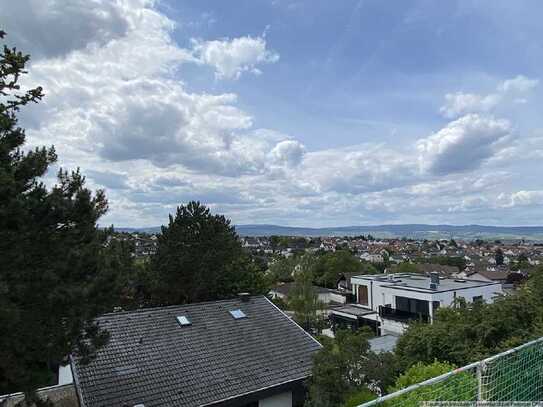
385,361,476,406
268,255,297,282
150,201,267,305
343,388,377,407
308,329,400,407
389,360,457,391
495,248,504,266
100,234,147,310
287,254,325,333
0,32,115,397
269,235,281,253
313,250,377,288
396,270,543,368
414,256,467,270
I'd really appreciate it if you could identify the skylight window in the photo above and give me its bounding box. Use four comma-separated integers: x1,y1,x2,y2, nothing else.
229,309,247,319
176,315,191,326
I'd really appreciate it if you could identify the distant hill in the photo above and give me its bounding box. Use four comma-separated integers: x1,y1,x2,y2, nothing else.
115,226,162,234
235,224,543,240
113,224,543,241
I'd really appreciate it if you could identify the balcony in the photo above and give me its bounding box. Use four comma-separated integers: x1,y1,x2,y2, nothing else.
378,305,430,323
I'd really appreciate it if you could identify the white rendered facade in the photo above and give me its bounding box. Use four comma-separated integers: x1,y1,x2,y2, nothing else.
336,273,503,335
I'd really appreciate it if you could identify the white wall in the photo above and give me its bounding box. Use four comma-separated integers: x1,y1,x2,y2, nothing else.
380,318,407,336
58,364,73,385
351,277,502,312
329,292,347,304
259,391,292,407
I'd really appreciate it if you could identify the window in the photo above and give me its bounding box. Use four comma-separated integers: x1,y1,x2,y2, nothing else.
229,309,247,319
473,295,483,304
358,285,369,306
176,315,191,326
396,296,430,316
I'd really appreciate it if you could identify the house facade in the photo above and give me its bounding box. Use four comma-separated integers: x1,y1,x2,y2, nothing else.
330,273,503,336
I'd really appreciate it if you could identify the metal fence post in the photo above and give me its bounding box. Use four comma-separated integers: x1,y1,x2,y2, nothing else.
477,361,486,402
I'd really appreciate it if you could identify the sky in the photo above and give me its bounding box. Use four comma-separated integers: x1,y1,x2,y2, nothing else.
3,0,543,227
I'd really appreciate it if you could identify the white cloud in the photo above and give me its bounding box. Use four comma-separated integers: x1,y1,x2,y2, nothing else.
440,75,539,118
190,35,279,79
269,140,306,167
6,0,542,227
499,75,540,93
440,93,501,118
18,1,290,178
298,144,420,194
498,190,543,208
417,114,512,175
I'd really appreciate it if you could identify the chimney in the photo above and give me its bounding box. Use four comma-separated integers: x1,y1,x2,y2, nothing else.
430,272,440,286
238,292,251,302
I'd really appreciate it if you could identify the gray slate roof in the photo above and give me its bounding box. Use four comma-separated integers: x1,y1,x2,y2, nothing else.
71,296,321,407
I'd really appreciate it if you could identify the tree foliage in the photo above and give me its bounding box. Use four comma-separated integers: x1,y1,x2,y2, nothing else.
287,254,325,333
150,201,268,305
343,388,377,407
414,256,467,270
268,255,298,282
313,250,378,288
384,361,476,406
388,360,457,392
308,329,401,407
0,31,118,395
495,248,505,266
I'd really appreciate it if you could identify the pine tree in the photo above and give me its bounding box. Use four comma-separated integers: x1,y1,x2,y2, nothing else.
150,201,268,305
0,31,115,396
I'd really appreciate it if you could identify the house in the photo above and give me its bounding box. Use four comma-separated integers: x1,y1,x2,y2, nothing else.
70,295,321,407
329,273,503,336
465,270,511,284
359,252,384,263
269,283,347,304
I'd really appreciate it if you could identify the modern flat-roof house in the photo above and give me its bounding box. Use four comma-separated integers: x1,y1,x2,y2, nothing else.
330,273,503,336
71,295,321,407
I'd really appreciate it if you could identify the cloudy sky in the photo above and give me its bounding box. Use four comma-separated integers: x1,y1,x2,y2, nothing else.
3,0,543,227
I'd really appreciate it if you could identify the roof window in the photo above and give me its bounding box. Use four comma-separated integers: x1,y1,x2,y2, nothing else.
229,309,247,319
176,315,191,326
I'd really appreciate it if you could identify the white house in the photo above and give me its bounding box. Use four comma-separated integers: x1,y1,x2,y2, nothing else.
359,252,384,263
329,272,503,336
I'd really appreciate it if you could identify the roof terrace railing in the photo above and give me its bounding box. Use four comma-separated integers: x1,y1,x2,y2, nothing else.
378,305,430,323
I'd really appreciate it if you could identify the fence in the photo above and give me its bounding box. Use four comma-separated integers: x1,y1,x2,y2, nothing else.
359,336,543,406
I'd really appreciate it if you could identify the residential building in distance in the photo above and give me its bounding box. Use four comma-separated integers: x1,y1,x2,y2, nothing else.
70,295,321,407
330,272,503,336
269,282,348,305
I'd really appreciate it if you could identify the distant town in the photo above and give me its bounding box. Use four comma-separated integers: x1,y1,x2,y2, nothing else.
116,228,543,272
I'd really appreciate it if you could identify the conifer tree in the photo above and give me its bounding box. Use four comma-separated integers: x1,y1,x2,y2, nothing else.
0,31,115,397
